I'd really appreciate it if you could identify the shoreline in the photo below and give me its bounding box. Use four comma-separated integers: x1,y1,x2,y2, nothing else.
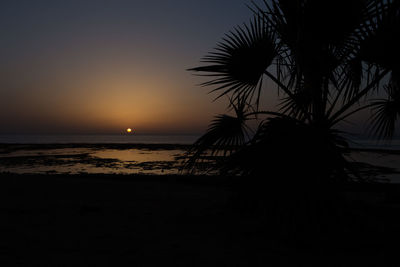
1,143,400,181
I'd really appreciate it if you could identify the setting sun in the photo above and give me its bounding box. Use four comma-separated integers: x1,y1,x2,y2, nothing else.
126,128,132,133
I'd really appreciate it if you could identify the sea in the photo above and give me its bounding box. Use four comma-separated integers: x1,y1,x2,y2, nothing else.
1,134,400,149
0,134,199,145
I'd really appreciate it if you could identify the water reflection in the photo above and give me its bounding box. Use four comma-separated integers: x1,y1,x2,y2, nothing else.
0,147,186,175
93,149,182,162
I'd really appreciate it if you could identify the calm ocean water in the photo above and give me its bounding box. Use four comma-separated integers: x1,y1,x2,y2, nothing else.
0,134,200,145
1,134,400,150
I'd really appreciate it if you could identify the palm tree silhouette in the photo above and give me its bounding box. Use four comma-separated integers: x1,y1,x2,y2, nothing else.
187,0,400,182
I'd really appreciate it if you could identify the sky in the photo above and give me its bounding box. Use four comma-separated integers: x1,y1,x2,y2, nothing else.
0,0,258,135
1,0,394,137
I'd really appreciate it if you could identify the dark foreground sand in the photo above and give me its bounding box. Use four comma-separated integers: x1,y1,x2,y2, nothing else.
1,174,400,266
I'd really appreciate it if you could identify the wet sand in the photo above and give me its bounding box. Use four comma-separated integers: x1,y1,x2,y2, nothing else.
1,173,400,266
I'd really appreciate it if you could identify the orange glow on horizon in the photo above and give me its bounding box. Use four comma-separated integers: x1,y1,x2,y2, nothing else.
126,128,132,133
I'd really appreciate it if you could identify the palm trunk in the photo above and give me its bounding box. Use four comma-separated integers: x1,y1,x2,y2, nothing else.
305,73,324,127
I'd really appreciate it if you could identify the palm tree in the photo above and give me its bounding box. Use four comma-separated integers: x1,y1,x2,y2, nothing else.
186,0,400,182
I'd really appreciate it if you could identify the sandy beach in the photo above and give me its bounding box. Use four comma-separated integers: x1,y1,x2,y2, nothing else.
1,173,400,266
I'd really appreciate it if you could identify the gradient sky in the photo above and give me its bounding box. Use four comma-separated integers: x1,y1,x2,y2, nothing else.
0,0,262,135
0,0,387,137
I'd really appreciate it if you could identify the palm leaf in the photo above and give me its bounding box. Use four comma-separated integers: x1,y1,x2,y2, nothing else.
279,88,312,120
358,0,400,75
369,82,400,139
189,15,278,104
329,0,399,125
184,97,251,173
340,57,364,103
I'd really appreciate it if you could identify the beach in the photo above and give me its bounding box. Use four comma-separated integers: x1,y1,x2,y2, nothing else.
1,172,400,266
2,143,400,265
0,174,236,266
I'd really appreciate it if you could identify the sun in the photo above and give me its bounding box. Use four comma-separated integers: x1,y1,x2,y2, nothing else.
126,128,132,133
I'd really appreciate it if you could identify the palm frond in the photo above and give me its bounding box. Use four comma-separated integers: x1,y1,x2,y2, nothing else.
369,82,400,139
329,1,399,125
340,57,363,103
184,98,251,173
261,0,374,70
189,15,278,104
279,89,312,120
359,0,400,72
